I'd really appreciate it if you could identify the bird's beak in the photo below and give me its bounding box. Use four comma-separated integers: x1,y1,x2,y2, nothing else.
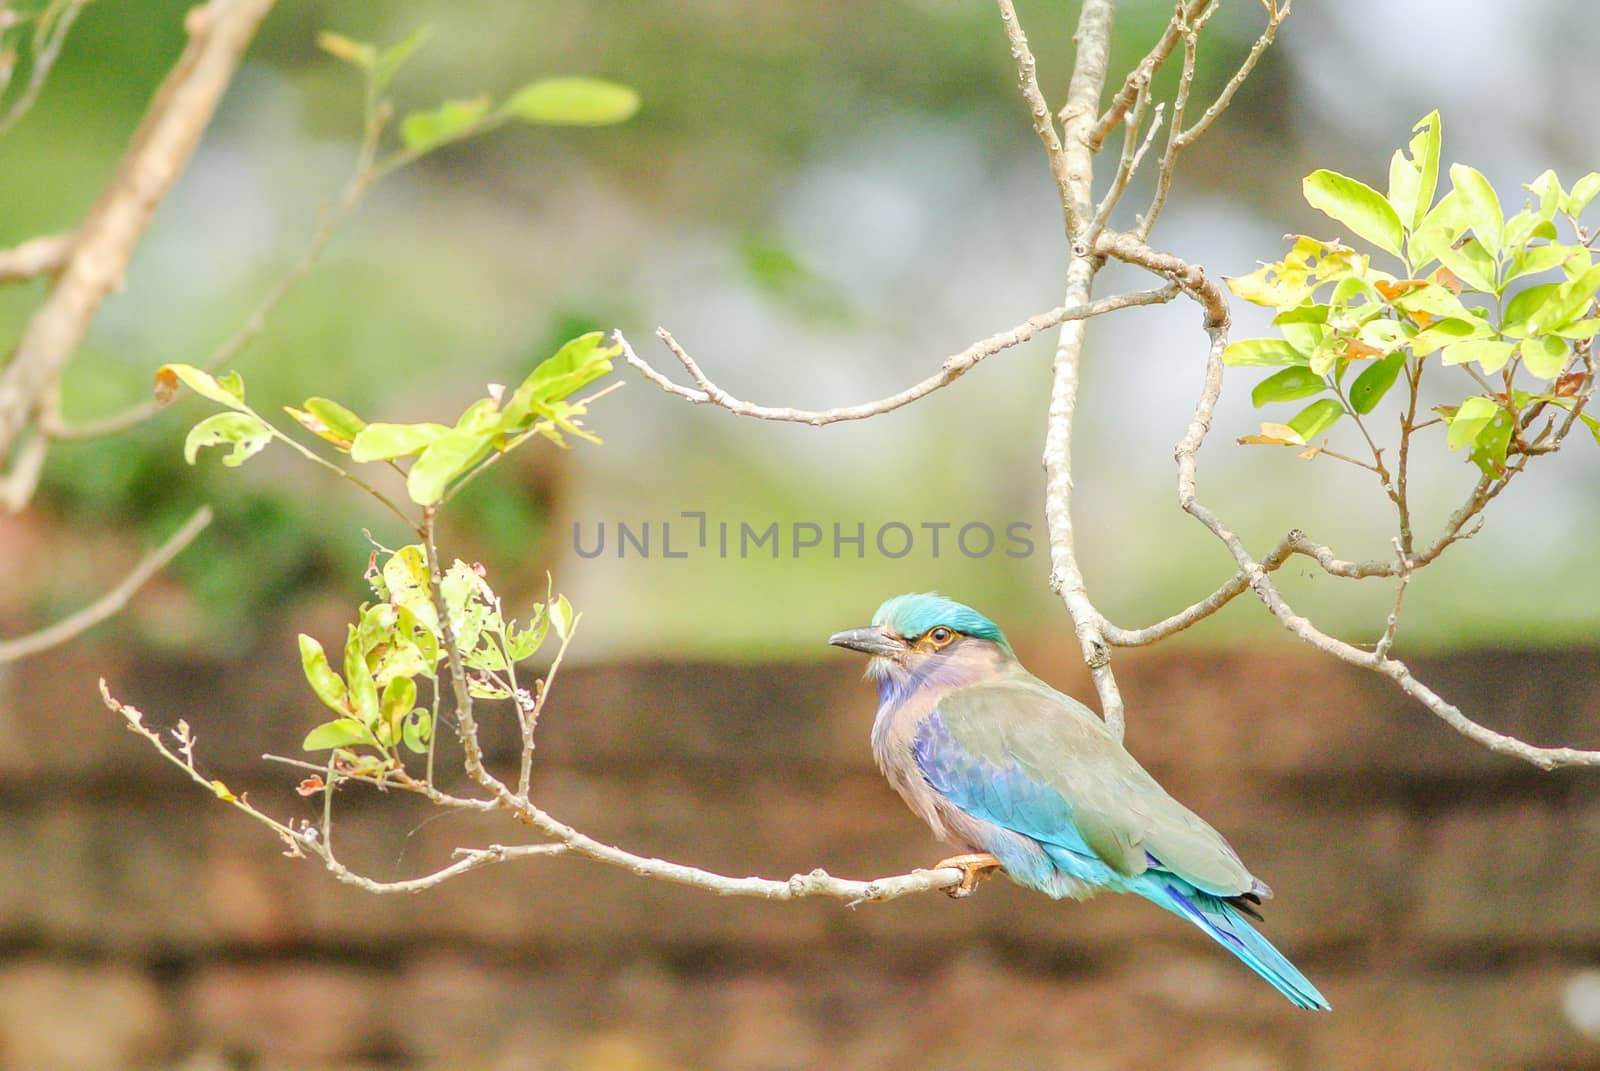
828,626,908,658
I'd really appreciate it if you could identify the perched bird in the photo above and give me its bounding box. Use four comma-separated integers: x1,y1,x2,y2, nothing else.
829,592,1329,1011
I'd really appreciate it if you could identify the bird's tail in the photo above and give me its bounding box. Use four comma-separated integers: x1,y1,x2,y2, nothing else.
1132,874,1330,1010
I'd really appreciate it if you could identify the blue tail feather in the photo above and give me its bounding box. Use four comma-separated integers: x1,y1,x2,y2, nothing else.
1133,874,1330,1011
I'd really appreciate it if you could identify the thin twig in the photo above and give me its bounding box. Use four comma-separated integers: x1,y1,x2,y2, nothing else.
0,506,213,661
994,0,1080,237
0,233,72,283
0,0,89,134
1087,0,1202,151
624,287,1177,426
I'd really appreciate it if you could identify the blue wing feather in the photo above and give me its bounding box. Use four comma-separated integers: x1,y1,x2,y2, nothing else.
912,708,1330,1011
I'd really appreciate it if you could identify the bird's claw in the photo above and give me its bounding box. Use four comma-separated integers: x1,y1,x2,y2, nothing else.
934,852,1003,898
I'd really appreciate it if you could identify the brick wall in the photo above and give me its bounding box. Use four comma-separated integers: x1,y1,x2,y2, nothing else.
1,631,1598,1070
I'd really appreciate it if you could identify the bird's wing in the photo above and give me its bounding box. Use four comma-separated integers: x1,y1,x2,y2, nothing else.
918,675,1254,896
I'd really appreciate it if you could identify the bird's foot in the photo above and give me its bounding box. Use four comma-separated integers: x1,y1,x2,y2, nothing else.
933,852,1003,898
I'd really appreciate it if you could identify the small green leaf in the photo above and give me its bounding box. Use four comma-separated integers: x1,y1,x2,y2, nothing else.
549,594,574,643
1449,164,1504,255
1501,282,1561,337
406,429,495,505
1561,172,1600,217
380,676,417,744
1221,338,1308,367
349,421,449,462
402,708,432,754
158,364,251,411
1527,170,1563,221
1410,317,1486,357
374,26,429,91
215,371,245,402
1251,367,1326,407
1469,408,1515,476
1406,111,1441,232
1433,237,1497,294
400,96,491,153
1349,352,1407,414
1446,395,1498,451
303,719,378,751
1555,318,1600,341
1440,339,1516,375
1520,335,1568,379
502,332,619,429
343,624,380,727
183,412,272,467
1527,264,1600,334
316,31,375,69
501,77,640,126
1387,151,1420,237
1303,169,1405,259
304,397,367,444
1286,398,1344,442
299,634,348,714
1505,243,1578,286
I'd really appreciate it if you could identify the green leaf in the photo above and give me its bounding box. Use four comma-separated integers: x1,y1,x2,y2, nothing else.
157,363,251,411
1221,338,1308,367
303,719,378,752
1349,352,1407,414
501,77,640,126
1527,264,1600,334
1520,335,1568,379
1562,172,1600,217
501,332,619,430
1449,163,1504,255
402,708,432,754
1387,151,1419,238
549,594,574,643
1505,243,1578,286
183,412,272,467
380,676,417,745
1555,318,1600,341
299,634,348,714
400,96,491,153
215,371,245,402
316,31,375,70
1501,282,1561,337
349,421,449,462
1406,111,1441,233
1469,407,1515,477
1286,398,1344,442
1440,339,1516,375
374,26,429,91
506,609,549,662
1410,317,1486,357
1251,367,1326,407
1303,169,1405,259
1527,170,1563,221
382,546,438,630
343,624,380,728
1446,395,1498,450
1433,237,1496,294
286,396,367,449
406,429,495,505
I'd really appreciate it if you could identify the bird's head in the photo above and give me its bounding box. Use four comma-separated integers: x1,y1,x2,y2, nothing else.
829,592,1014,701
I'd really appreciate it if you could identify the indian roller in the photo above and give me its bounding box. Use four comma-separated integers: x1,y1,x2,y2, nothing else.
829,592,1329,1011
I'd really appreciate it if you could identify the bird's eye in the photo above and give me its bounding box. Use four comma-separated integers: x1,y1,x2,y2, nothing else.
927,626,954,646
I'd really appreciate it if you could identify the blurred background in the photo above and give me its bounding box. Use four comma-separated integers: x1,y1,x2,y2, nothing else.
2,0,1599,1068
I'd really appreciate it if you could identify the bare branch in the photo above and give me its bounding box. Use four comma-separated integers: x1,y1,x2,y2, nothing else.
994,0,1080,236
1095,229,1229,327
0,0,90,135
1029,0,1128,737
0,506,213,662
623,286,1178,426
1087,1,1216,151
0,0,277,470
0,233,71,283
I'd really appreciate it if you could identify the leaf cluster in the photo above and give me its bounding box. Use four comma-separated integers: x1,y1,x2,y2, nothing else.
1226,112,1600,477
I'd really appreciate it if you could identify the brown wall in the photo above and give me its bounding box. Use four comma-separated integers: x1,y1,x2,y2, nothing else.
2,632,1598,1070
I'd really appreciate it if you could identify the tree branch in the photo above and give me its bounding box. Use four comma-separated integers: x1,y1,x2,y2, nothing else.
0,0,277,471
0,233,71,283
995,0,1080,237
0,505,213,662
622,286,1177,426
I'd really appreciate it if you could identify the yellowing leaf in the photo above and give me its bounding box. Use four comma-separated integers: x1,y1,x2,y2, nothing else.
1238,422,1306,447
